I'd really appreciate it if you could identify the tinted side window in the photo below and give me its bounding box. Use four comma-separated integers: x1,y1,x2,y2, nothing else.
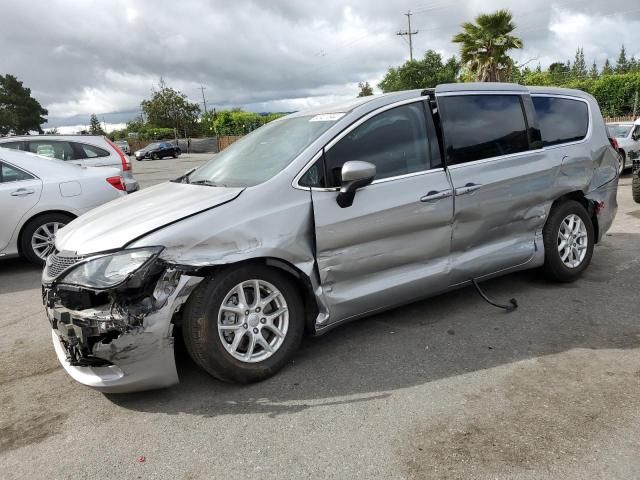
28,140,76,160
532,97,589,147
440,95,529,164
75,143,110,159
324,103,431,187
0,162,34,182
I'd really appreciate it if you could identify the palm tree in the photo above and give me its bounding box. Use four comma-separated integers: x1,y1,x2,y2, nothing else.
452,9,523,82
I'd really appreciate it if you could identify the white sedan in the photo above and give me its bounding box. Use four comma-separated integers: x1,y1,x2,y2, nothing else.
0,147,126,264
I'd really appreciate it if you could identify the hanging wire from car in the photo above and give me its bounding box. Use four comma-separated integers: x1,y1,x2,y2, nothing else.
471,278,518,312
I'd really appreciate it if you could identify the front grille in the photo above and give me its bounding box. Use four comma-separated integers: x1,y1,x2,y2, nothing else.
47,252,85,278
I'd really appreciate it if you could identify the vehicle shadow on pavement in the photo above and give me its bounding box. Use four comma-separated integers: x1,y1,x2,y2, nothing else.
107,232,640,418
0,258,42,295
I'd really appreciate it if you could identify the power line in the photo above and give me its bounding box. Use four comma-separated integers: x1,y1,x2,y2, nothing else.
397,10,418,61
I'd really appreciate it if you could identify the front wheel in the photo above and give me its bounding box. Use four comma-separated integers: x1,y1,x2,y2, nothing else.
542,200,594,282
182,265,304,383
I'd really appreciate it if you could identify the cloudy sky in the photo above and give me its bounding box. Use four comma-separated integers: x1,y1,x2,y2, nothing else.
1,0,639,131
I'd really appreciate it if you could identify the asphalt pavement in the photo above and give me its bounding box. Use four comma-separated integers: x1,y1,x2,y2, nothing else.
1,157,639,479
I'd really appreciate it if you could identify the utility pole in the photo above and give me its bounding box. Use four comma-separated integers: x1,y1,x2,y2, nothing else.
200,86,208,113
633,90,638,119
397,10,418,61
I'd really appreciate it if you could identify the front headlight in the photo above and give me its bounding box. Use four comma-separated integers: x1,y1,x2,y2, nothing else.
58,247,163,289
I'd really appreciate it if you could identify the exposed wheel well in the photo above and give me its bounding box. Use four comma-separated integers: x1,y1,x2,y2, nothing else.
17,210,76,255
182,257,319,334
551,191,599,243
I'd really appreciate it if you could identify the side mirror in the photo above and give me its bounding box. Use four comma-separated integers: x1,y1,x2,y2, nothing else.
336,161,376,208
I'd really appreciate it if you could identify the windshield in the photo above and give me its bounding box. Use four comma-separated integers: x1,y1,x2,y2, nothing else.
187,115,339,187
146,143,160,150
608,124,632,138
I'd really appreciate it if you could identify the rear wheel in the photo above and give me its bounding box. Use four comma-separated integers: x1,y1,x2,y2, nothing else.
182,265,304,383
21,213,74,265
542,200,594,282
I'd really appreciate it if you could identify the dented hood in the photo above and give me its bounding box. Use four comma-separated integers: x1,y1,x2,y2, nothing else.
55,182,243,255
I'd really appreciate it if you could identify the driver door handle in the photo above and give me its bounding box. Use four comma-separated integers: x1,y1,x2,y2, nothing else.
10,188,35,197
455,183,482,196
420,189,453,202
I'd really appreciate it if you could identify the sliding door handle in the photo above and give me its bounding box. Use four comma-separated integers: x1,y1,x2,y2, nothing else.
420,189,453,202
455,183,482,196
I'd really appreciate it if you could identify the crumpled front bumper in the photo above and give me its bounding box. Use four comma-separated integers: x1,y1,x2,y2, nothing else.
45,274,202,393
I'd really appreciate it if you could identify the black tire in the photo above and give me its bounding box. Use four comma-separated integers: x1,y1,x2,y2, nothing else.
633,174,640,204
172,152,177,158
182,265,304,383
542,200,594,282
20,212,74,265
151,153,158,160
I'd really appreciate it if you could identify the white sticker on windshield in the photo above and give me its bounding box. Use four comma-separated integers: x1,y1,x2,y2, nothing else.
309,113,345,122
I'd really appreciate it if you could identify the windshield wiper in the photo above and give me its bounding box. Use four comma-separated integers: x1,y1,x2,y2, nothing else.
189,179,222,187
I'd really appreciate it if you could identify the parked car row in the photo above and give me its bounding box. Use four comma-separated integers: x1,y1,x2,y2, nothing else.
40,83,619,393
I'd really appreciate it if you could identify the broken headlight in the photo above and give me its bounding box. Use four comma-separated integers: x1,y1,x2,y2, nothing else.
58,247,163,289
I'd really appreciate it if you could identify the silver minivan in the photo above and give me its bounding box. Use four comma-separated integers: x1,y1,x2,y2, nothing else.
42,83,619,392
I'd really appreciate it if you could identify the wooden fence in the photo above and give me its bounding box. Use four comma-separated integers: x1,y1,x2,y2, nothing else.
604,115,637,123
218,135,242,151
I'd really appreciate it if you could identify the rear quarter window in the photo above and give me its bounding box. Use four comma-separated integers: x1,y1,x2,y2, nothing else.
532,96,589,147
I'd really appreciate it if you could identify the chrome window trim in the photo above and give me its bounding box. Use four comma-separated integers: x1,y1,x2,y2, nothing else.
296,167,446,192
436,90,528,97
292,96,432,191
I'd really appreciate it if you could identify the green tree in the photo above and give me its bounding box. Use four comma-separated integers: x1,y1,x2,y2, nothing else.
549,62,570,84
602,58,614,75
0,74,48,135
141,78,200,136
452,9,523,82
46,127,59,135
589,60,599,79
89,114,104,135
572,48,587,78
200,109,283,136
615,45,628,73
378,50,460,92
357,81,374,97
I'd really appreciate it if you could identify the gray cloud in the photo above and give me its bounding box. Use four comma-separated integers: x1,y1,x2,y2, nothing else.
0,0,637,128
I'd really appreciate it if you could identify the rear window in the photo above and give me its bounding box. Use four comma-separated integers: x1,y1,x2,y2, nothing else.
75,143,110,158
532,96,589,147
439,94,530,165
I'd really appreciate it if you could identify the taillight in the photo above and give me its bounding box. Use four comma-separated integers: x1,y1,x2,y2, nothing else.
106,176,125,191
105,136,131,172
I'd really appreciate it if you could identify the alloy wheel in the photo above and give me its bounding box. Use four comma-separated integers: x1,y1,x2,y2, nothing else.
31,221,64,260
217,279,289,363
557,214,588,268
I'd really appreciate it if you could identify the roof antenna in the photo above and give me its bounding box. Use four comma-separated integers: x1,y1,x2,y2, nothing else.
471,278,518,312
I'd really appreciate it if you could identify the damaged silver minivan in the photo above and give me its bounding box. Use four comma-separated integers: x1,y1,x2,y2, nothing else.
42,83,619,393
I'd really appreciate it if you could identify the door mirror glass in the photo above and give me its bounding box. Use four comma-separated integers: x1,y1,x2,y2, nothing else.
336,161,376,208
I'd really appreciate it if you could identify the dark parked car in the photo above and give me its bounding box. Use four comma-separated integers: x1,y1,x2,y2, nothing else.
633,157,640,203
134,142,181,160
